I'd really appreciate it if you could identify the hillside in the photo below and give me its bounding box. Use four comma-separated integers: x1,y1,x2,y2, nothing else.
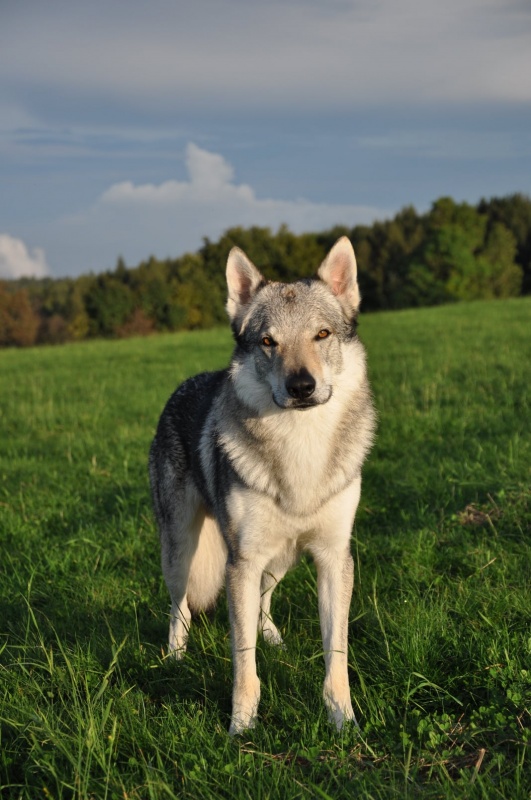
0,298,529,798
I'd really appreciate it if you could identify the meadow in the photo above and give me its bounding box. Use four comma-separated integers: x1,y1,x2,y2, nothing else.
0,297,529,799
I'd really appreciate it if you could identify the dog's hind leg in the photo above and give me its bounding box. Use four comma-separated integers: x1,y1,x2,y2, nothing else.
159,481,205,659
259,544,297,646
168,594,191,658
259,568,285,646
162,521,199,658
162,505,227,658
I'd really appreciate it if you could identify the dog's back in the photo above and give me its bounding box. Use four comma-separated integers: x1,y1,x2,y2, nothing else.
149,369,226,518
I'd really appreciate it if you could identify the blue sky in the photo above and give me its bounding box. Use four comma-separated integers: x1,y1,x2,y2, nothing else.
1,0,530,278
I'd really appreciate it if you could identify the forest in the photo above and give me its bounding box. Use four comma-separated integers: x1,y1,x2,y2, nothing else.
1,193,530,347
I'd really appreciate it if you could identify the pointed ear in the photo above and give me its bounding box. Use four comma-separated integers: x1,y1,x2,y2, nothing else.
226,247,265,322
317,236,360,314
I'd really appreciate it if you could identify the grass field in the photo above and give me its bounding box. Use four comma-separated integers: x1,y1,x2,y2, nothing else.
1,297,530,799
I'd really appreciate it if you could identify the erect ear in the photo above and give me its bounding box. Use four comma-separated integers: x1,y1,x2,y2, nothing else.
317,236,360,315
226,247,265,322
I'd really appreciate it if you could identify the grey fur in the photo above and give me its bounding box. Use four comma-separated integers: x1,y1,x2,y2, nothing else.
149,236,376,734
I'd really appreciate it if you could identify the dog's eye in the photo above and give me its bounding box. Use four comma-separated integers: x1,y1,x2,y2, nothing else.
262,336,274,347
316,329,330,340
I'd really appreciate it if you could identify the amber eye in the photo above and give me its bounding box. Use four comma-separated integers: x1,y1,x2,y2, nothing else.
316,329,330,340
262,336,273,347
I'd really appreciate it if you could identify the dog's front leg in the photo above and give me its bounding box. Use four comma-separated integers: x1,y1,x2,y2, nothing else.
226,557,261,735
316,546,357,730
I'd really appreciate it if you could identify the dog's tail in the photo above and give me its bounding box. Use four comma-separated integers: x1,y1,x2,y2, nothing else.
187,515,227,614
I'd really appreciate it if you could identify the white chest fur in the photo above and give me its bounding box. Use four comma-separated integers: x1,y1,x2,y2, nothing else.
219,389,360,517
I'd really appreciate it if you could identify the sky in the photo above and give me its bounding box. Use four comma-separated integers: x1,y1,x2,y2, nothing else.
1,0,530,279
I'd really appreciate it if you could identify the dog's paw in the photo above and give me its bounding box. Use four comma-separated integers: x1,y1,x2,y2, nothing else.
167,641,187,660
323,687,358,731
261,624,285,648
228,712,258,736
229,676,260,735
330,710,359,732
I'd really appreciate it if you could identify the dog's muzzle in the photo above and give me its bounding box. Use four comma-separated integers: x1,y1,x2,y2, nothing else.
271,369,331,410
285,368,316,401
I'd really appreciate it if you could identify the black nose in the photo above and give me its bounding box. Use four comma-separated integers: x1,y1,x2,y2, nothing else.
286,369,316,400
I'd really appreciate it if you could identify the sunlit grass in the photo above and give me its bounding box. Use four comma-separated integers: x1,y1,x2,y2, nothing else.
1,298,530,798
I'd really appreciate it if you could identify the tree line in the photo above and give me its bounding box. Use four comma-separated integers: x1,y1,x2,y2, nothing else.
1,193,530,347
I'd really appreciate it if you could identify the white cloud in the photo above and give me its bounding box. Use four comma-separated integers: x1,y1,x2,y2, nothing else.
99,142,382,225
0,235,50,279
55,142,385,273
100,144,260,207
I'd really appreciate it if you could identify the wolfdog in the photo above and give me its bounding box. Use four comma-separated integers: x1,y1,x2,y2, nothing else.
149,237,376,734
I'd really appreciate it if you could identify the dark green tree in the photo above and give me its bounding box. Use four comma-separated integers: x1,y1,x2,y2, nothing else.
84,275,135,337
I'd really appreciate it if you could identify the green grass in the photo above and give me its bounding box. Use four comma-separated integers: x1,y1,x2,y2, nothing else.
1,298,530,799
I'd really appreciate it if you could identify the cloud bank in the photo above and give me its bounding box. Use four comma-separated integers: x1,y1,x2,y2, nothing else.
0,235,50,279
2,0,530,121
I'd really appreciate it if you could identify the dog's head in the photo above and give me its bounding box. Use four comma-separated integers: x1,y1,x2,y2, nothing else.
226,237,361,412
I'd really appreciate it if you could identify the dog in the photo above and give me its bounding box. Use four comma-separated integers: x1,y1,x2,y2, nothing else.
149,236,376,734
